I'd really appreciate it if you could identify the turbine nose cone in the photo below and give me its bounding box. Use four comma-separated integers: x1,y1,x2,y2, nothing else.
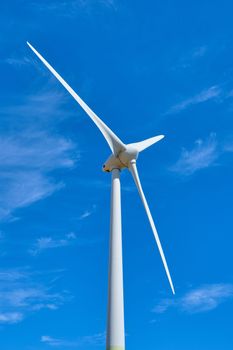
102,163,110,172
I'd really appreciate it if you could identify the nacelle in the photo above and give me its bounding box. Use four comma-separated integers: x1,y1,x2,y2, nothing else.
102,154,126,172
102,146,139,172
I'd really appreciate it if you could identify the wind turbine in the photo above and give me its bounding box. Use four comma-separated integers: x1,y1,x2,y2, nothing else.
27,42,175,350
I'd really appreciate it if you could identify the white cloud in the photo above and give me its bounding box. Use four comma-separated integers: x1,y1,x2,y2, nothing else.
41,335,65,346
29,233,77,255
0,131,77,220
79,210,93,219
41,332,105,347
173,45,208,70
78,0,116,9
31,0,117,16
166,85,221,114
171,133,218,175
223,140,233,152
0,312,23,324
3,56,33,67
0,269,28,282
29,228,100,257
0,268,70,324
0,171,63,220
41,335,80,347
66,232,76,239
0,132,75,169
153,284,233,315
0,84,79,221
192,46,207,58
228,90,233,98
81,332,105,346
1,90,70,122
78,205,96,220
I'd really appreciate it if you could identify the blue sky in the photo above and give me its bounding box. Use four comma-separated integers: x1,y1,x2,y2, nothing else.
1,0,233,349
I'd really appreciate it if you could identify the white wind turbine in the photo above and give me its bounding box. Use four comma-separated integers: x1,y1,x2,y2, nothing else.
27,42,175,350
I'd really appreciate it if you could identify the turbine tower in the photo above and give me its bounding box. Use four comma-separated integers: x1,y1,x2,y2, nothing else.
27,42,175,350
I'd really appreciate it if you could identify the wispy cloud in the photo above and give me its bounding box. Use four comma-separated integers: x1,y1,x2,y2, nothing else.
78,204,96,220
0,131,77,220
0,79,79,221
41,332,105,347
41,335,68,347
0,268,70,324
192,46,207,58
153,284,233,314
171,133,218,175
223,139,233,153
79,210,93,219
29,231,102,254
166,85,222,114
1,90,69,122
4,57,29,67
173,45,208,70
2,56,34,68
0,312,23,324
31,0,117,16
0,269,28,282
0,132,75,170
29,233,77,255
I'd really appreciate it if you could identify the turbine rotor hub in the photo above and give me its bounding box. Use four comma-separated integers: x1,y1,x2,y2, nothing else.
119,145,138,166
102,145,138,172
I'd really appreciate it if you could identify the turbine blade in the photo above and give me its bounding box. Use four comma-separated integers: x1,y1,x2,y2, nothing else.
27,42,125,155
129,161,175,294
129,135,164,153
